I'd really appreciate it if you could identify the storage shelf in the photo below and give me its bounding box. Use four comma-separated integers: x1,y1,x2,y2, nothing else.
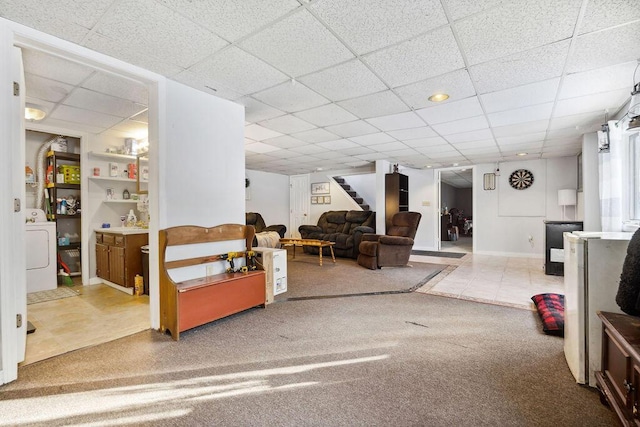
47,151,80,162
58,242,81,250
89,151,148,162
103,199,139,204
47,183,81,189
89,176,137,183
50,214,81,220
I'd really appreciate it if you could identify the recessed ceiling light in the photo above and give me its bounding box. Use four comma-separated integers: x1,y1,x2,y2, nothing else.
461,169,467,171
452,163,459,166
426,165,432,168
428,93,449,102
25,103,47,121
517,152,528,156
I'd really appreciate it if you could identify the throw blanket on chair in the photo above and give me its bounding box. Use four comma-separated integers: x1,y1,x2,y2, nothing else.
254,231,281,249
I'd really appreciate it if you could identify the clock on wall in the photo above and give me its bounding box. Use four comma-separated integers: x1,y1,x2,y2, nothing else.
509,169,534,190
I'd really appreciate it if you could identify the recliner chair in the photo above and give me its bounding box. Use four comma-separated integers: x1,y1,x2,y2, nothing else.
357,211,422,270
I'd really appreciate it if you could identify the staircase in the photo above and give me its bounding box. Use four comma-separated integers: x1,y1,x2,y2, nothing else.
333,176,370,211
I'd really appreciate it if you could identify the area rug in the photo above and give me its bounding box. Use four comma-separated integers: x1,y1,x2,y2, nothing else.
278,252,446,300
27,287,79,305
411,250,466,258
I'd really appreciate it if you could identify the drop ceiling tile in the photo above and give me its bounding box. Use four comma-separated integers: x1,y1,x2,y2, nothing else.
24,74,74,103
339,146,376,156
262,135,308,149
325,120,380,138
579,0,640,34
0,0,111,43
240,9,354,77
130,110,148,124
245,142,282,153
394,69,476,110
297,60,387,102
253,81,329,113
568,21,640,73
491,120,550,137
423,150,462,159
451,139,498,149
93,0,228,68
432,115,489,136
496,132,546,146
469,40,570,94
369,141,411,152
366,112,424,131
414,144,457,154
22,49,94,85
291,128,339,143
239,97,286,123
487,103,554,127
387,127,438,141
384,148,421,158
316,139,361,150
357,152,398,161
416,96,483,125
364,27,465,87
560,61,638,99
64,88,146,118
258,115,316,134
82,72,148,105
190,47,288,95
445,0,505,20
549,111,604,132
481,78,560,114
553,88,629,117
83,33,184,77
348,132,396,146
41,117,109,134
245,124,283,141
546,127,585,140
294,104,358,127
456,1,581,65
444,128,494,143
109,119,150,136
311,0,447,54
288,144,327,155
338,91,409,119
313,151,348,160
171,70,243,101
544,137,582,147
157,0,299,41
50,105,123,129
402,136,448,148
458,147,501,156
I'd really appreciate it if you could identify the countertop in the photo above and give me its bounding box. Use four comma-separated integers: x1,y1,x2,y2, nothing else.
95,227,149,235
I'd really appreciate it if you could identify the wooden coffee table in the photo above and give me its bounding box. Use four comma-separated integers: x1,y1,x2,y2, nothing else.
279,238,336,266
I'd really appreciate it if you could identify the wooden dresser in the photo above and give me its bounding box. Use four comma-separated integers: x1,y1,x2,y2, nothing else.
595,311,640,426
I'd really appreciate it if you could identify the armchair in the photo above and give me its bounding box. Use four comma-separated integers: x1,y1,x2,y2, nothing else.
245,212,286,238
357,211,422,270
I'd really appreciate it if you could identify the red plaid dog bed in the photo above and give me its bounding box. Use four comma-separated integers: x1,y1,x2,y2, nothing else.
531,293,564,336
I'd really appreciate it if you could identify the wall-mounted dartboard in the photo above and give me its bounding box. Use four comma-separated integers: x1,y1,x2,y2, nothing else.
509,169,534,190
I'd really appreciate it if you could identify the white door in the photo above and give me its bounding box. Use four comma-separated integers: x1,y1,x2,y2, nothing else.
289,174,310,238
0,42,27,385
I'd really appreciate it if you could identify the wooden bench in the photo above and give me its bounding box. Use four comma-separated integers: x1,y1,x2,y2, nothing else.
159,224,266,340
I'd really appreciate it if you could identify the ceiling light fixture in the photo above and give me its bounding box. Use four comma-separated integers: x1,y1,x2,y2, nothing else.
428,93,449,102
517,152,528,156
452,163,459,166
24,103,47,121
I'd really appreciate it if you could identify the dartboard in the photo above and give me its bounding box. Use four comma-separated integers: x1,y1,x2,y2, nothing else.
509,169,534,190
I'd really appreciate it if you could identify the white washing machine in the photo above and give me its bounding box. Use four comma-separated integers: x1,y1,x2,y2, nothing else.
25,208,57,293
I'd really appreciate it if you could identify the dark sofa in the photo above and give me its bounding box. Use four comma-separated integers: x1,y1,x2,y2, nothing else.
245,212,287,238
298,210,376,259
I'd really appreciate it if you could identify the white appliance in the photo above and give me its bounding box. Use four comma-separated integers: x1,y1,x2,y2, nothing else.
563,231,633,387
25,208,57,293
253,247,287,304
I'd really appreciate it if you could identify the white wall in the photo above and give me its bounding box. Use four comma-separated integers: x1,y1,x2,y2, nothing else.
405,167,438,250
245,169,289,227
474,157,577,257
582,133,601,231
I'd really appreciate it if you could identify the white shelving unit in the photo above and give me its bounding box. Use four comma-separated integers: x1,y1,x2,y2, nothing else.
103,200,140,204
89,151,148,162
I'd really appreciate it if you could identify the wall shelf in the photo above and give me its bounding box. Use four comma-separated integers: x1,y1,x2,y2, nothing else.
103,200,139,204
89,151,148,162
89,176,137,183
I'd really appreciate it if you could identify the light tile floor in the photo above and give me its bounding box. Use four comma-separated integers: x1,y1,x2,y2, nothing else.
23,283,149,366
412,253,564,311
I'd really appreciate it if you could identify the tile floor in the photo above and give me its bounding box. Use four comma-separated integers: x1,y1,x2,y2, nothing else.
24,283,149,366
412,253,564,310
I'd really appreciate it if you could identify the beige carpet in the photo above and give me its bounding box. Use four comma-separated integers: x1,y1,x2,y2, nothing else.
277,252,445,300
27,287,79,305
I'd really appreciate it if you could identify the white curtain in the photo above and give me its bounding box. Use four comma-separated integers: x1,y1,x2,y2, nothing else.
599,121,630,231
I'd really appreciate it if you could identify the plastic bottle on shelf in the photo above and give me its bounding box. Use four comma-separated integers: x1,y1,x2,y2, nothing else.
126,209,137,227
25,163,35,184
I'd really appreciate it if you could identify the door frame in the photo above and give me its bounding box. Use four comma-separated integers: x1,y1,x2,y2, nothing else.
436,166,475,252
289,174,310,239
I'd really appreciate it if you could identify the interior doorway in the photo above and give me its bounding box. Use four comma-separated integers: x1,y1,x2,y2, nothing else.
438,168,474,254
19,45,151,365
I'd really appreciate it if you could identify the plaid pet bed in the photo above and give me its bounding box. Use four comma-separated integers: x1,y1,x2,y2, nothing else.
531,293,565,336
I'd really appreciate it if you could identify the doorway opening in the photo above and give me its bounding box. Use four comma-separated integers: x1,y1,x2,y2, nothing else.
438,168,473,254
20,46,151,365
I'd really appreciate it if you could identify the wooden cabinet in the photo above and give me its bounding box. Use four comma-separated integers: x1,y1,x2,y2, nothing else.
95,231,148,288
385,172,409,231
595,311,640,426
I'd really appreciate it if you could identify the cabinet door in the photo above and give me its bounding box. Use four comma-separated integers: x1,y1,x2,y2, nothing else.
109,246,126,287
96,243,109,280
604,328,632,409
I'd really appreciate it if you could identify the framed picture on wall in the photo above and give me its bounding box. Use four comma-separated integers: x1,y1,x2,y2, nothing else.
311,196,318,204
311,182,330,195
323,196,331,204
